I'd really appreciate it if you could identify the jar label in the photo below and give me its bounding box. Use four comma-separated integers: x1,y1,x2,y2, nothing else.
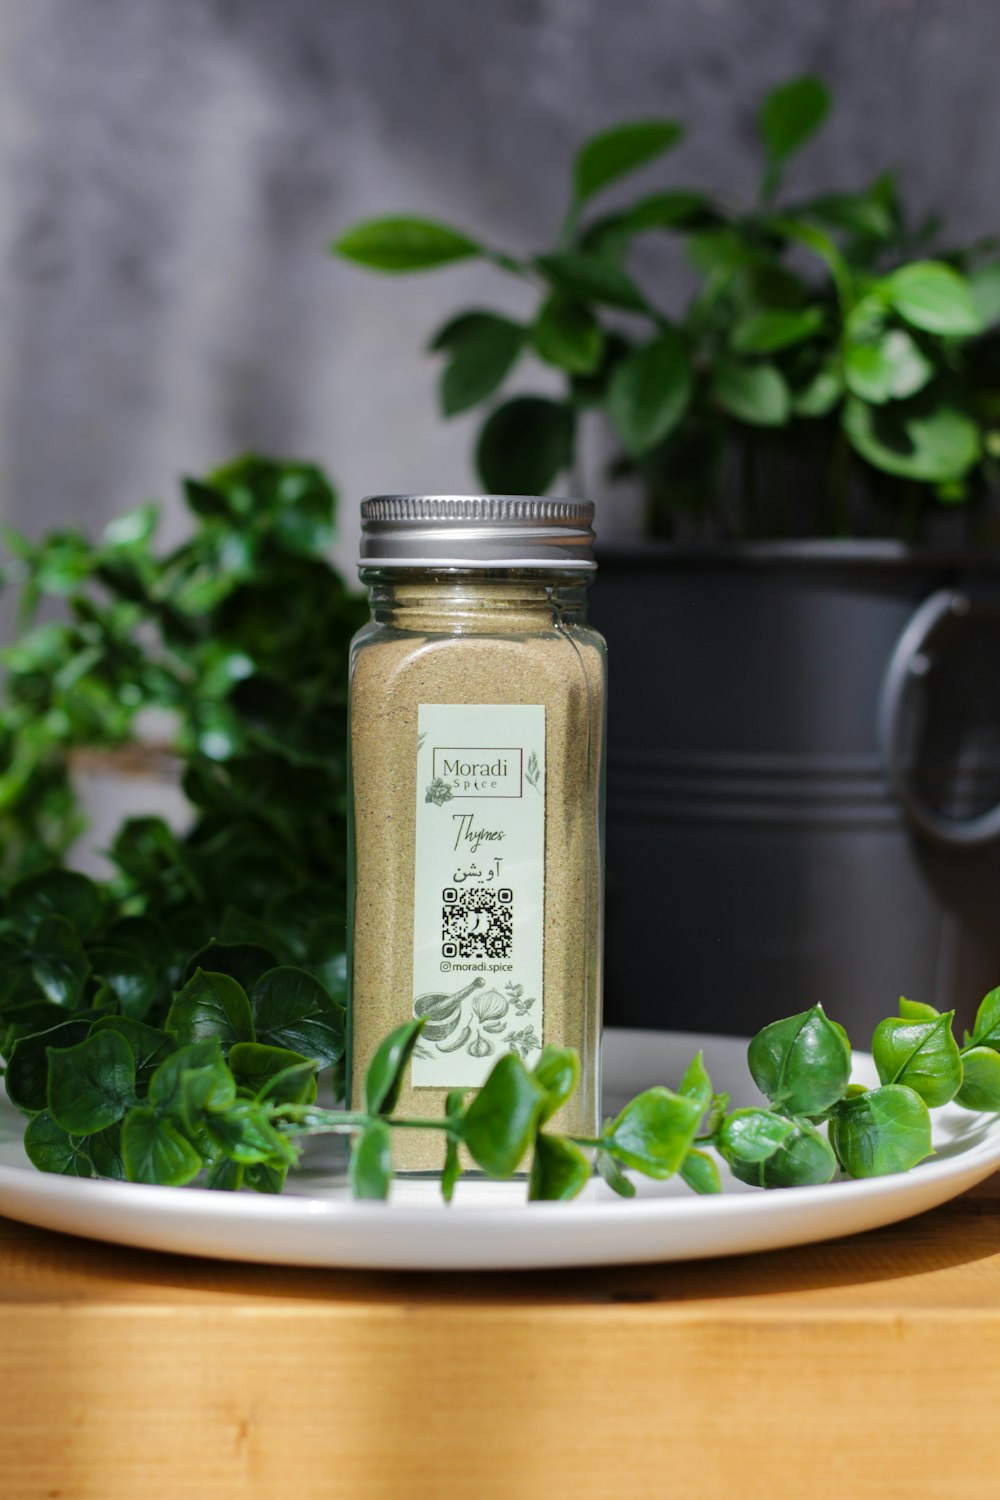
411,703,546,1087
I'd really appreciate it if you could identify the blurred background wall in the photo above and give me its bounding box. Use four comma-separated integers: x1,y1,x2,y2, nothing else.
0,0,997,571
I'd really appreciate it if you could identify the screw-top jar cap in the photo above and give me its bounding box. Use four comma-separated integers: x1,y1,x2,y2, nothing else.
359,494,595,571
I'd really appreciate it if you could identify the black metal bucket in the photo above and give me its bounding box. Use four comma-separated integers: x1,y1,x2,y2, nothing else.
590,541,1000,1044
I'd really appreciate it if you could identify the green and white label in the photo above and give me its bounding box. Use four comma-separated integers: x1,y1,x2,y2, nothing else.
412,703,545,1088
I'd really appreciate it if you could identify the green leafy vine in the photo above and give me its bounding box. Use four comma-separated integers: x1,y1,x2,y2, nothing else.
2,867,998,1200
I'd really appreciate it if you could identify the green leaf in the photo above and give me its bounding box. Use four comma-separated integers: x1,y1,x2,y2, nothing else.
47,1030,135,1136
4,1020,91,1113
882,261,983,336
181,941,279,993
711,359,790,426
843,329,934,404
604,1087,702,1179
110,817,199,893
105,916,175,977
265,885,342,962
475,397,575,494
719,1108,795,1165
102,502,159,548
678,1050,713,1115
204,1100,297,1166
680,1147,722,1195
531,296,604,374
332,216,481,272
772,217,854,306
617,190,714,234
1,999,69,1053
803,179,899,241
272,469,335,555
257,1060,320,1107
205,1157,245,1192
596,1147,635,1197
830,1085,933,1178
535,251,648,312
956,1047,1000,1111
23,1112,93,1176
88,947,159,1022
969,263,1000,328
245,1162,287,1195
350,1118,392,1199
363,1019,424,1115
871,1012,962,1107
86,1124,125,1180
441,1089,466,1204
148,1039,236,1127
759,1120,837,1188
580,192,714,256
430,311,525,416
573,119,684,203
607,330,692,455
748,1005,852,1115
31,916,91,1008
219,907,279,949
759,76,831,168
528,1132,592,1200
183,478,231,519
792,361,843,418
532,1046,579,1124
966,985,1000,1050
166,969,255,1052
8,870,104,938
731,307,824,354
90,1017,177,1091
687,227,758,276
249,966,345,1066
899,996,941,1023
461,1053,548,1176
229,1042,318,1105
843,395,982,482
121,1106,203,1186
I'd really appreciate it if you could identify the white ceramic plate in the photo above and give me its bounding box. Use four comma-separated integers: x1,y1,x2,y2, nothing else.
1,1028,998,1270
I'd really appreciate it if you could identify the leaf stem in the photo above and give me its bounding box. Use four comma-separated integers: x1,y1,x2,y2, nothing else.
274,1106,456,1137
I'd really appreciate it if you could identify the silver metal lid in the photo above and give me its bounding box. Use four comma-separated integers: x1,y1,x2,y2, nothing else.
358,494,596,571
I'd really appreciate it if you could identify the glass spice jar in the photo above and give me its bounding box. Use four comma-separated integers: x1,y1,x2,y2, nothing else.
347,495,607,1171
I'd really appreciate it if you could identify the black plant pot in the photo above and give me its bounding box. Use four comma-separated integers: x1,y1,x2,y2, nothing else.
589,541,1000,1044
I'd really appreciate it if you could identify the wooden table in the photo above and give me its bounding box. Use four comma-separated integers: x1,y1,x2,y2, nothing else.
2,1174,999,1500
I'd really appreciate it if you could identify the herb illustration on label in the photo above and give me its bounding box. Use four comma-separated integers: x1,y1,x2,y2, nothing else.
412,703,546,1088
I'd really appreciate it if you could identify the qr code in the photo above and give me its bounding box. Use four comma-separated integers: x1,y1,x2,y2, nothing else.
441,887,514,959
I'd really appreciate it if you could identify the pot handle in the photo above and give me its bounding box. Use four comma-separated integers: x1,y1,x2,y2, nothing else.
879,587,1000,849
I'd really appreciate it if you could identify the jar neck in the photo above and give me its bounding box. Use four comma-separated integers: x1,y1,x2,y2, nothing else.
360,568,593,630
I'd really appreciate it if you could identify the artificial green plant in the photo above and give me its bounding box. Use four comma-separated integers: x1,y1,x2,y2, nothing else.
0,455,365,983
1,861,999,1201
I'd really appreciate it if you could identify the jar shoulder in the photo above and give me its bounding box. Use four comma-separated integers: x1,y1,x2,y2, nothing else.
349,628,605,711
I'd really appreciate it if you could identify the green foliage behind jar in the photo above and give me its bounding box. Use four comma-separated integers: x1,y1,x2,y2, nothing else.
334,76,1000,541
0,455,365,979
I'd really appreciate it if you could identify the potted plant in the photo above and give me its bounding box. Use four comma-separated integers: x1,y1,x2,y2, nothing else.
333,76,1000,1039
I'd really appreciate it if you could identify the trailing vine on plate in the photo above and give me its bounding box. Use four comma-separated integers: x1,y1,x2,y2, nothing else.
1,869,998,1201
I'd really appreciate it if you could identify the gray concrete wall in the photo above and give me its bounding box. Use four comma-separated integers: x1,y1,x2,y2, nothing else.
0,0,997,570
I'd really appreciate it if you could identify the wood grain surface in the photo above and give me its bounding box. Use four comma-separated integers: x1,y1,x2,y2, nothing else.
2,1176,1000,1500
